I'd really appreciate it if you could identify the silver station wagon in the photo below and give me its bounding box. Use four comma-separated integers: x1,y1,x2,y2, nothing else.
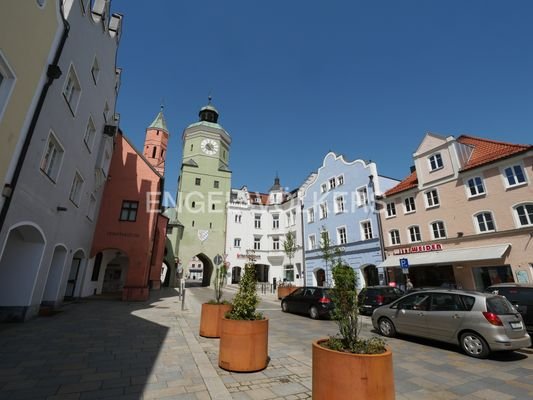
371,289,531,358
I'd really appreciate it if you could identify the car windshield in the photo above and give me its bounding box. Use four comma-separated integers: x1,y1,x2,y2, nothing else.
486,296,516,315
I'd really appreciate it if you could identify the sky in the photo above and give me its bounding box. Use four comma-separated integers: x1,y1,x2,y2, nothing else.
111,0,533,199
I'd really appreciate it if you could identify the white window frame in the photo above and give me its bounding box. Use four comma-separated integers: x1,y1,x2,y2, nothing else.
389,230,400,246
62,63,82,115
234,238,241,248
386,202,396,218
69,171,84,206
308,234,317,250
337,174,344,186
403,196,416,214
87,194,97,221
0,50,16,123
356,186,368,207
408,225,422,243
328,177,336,190
91,56,100,84
337,226,347,245
234,214,242,223
424,189,440,209
253,236,261,250
307,207,315,223
40,131,64,182
254,214,261,229
335,195,345,214
474,211,496,233
513,203,533,227
360,220,373,241
273,237,280,250
320,183,327,193
465,176,486,198
272,214,280,229
319,202,328,219
428,152,443,171
83,115,96,152
502,163,528,189
430,220,447,239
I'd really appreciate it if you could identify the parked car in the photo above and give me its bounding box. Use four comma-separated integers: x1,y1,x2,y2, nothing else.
485,283,533,335
358,286,404,315
281,286,334,319
371,289,531,358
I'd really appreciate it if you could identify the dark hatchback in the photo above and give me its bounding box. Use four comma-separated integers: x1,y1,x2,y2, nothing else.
485,283,533,334
358,286,404,315
281,287,334,319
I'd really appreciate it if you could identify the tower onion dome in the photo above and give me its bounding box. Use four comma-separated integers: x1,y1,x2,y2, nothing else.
270,176,282,192
199,96,219,123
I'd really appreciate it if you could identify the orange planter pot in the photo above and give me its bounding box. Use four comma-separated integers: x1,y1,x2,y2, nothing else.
312,339,395,400
277,286,298,300
199,303,233,338
219,317,269,372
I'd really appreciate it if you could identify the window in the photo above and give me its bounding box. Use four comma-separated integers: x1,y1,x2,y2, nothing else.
83,116,96,151
214,180,219,188
337,175,344,186
120,201,138,221
307,208,315,223
308,234,316,250
286,212,291,227
0,51,16,122
335,195,345,213
404,197,416,213
91,57,100,84
272,214,280,229
254,237,261,250
273,237,280,250
151,147,157,158
425,189,439,208
195,178,201,186
504,165,527,188
386,202,396,218
361,221,373,240
390,230,400,245
320,183,327,193
234,214,242,223
337,227,347,245
234,238,241,248
254,214,261,229
211,204,215,210
357,186,368,207
191,201,196,208
514,204,533,227
91,253,102,281
87,194,97,221
103,101,110,122
320,230,330,246
408,226,421,242
40,132,64,181
475,212,495,233
466,176,486,197
319,202,328,219
329,177,336,190
63,65,81,114
429,153,443,171
69,172,84,206
431,221,446,239
284,264,294,281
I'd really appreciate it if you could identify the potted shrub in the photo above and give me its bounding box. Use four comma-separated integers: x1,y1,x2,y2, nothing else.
312,242,395,399
219,250,269,372
277,281,297,299
199,260,232,338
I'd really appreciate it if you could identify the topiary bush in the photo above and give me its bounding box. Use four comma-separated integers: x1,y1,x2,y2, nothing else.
226,262,263,320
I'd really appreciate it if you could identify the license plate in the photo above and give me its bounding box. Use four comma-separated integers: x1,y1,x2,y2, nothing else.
510,321,523,330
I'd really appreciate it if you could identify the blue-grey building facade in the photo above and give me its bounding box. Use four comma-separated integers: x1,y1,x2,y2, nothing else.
302,152,399,289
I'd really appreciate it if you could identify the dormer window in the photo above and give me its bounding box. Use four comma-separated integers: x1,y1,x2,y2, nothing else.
428,153,443,171
320,183,327,193
329,177,336,190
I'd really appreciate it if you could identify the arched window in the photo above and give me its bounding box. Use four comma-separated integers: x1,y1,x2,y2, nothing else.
408,226,421,243
514,203,533,227
152,147,157,158
474,212,495,233
389,230,400,246
430,221,446,239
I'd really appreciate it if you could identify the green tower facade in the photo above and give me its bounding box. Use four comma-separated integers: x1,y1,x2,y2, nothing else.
175,101,232,286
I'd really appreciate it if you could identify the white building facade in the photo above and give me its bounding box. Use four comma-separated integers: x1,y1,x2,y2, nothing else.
0,0,122,320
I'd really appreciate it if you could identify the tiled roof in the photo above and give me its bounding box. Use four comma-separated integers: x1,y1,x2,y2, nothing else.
384,134,532,197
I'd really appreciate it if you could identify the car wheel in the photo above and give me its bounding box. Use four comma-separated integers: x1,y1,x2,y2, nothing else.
460,332,490,359
281,301,289,312
378,317,396,338
309,306,320,320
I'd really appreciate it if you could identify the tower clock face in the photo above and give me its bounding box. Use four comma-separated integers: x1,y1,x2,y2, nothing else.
200,138,219,155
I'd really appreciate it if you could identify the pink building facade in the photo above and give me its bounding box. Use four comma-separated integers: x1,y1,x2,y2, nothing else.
379,133,533,291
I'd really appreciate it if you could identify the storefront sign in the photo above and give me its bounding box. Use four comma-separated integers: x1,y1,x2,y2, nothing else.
393,243,443,255
236,253,262,260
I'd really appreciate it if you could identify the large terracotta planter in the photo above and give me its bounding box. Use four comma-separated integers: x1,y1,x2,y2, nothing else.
219,317,269,372
277,286,298,300
199,303,233,338
312,339,395,400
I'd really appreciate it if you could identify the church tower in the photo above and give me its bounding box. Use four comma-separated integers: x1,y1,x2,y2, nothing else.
143,107,169,175
174,98,232,286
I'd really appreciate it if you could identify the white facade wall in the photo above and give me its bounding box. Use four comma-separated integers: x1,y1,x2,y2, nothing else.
0,0,122,319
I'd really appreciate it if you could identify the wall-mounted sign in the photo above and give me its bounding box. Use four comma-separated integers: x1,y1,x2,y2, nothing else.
236,253,262,260
393,243,443,255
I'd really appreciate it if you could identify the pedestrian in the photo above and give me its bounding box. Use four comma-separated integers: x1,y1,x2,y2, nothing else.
406,278,413,291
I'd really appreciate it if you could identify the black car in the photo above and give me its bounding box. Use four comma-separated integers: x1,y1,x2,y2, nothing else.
485,283,533,334
281,286,334,319
358,286,404,315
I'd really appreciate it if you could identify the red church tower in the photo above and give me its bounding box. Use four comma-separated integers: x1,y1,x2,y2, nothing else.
143,106,169,175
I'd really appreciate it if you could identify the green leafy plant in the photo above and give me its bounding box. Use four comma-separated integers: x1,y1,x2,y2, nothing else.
282,231,297,280
209,262,230,305
226,252,263,320
319,227,335,287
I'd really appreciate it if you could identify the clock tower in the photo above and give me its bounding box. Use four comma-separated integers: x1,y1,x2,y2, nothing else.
174,98,232,286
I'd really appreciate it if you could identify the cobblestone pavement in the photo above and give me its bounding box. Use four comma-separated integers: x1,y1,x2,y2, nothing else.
1,286,533,399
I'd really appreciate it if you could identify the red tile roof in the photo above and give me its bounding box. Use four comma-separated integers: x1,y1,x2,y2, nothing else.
384,134,532,197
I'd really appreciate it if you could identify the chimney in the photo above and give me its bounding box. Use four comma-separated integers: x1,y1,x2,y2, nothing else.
410,165,416,173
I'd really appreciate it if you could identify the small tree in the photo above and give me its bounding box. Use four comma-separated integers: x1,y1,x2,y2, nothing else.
226,251,263,320
319,227,335,287
282,231,297,281
212,262,228,304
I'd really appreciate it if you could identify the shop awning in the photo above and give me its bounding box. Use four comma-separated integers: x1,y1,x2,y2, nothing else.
378,243,511,268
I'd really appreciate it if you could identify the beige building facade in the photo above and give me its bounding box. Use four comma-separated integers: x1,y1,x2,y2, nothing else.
379,133,533,292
